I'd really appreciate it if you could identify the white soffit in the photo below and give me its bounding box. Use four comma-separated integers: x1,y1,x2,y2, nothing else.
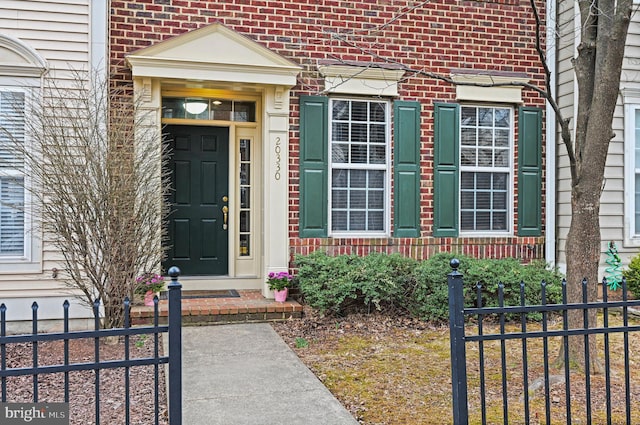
319,64,405,96
126,23,300,86
451,72,530,104
0,34,48,77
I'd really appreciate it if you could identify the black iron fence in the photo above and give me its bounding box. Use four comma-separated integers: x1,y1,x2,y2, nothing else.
448,259,640,425
0,267,183,425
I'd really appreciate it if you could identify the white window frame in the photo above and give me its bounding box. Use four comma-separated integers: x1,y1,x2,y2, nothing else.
458,104,514,237
0,86,39,272
328,97,391,237
623,98,640,246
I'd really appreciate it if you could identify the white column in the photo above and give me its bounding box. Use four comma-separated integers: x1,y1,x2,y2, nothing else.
262,86,291,297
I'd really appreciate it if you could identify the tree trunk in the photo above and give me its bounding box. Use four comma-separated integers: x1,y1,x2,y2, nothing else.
561,184,603,373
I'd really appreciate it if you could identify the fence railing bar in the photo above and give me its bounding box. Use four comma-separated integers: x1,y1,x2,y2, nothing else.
498,284,509,425
1,303,6,402
519,281,530,425
464,324,640,342
623,279,631,425
93,299,101,425
541,282,552,425
32,302,38,402
581,279,592,425
476,284,487,425
0,325,170,345
63,300,70,404
153,296,160,425
124,297,131,425
562,279,572,424
601,280,612,425
464,299,640,316
0,357,170,378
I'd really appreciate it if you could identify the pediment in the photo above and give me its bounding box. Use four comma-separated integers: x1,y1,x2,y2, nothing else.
0,34,47,77
126,23,300,86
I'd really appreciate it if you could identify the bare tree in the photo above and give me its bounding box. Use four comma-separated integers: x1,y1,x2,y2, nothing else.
0,70,170,328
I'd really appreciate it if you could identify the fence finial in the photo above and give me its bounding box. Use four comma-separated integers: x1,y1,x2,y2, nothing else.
168,266,180,280
450,258,460,272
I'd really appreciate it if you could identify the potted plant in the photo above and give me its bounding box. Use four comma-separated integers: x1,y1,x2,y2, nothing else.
267,271,293,302
135,273,165,306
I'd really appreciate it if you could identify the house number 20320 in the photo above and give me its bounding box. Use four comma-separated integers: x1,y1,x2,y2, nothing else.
274,137,281,181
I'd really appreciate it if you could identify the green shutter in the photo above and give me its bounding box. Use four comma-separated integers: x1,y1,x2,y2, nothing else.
394,101,421,237
299,96,328,237
518,107,543,236
433,103,459,237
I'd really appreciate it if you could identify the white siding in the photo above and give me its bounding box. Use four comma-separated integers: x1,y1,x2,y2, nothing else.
0,1,92,324
556,4,640,274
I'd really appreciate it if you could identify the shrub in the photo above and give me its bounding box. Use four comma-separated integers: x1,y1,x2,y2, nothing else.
295,251,564,322
295,251,416,315
408,252,564,322
622,253,640,299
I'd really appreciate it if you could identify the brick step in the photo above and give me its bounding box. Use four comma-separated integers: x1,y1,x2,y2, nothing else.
130,289,303,326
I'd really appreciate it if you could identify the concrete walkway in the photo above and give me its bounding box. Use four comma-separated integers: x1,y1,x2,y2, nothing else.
179,323,359,425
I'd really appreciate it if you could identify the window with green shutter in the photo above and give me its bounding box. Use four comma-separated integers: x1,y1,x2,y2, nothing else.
299,96,422,238
433,103,542,237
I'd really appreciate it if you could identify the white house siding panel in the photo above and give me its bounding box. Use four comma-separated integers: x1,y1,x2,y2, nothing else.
555,0,577,271
0,1,91,308
553,0,640,273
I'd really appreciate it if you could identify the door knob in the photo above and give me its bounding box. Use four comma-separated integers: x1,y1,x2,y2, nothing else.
222,205,229,230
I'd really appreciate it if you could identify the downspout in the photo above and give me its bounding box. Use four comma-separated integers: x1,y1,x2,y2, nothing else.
545,0,557,267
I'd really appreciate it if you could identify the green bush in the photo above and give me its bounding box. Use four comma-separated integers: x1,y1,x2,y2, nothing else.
622,253,640,299
295,251,564,322
295,251,417,315
407,253,564,322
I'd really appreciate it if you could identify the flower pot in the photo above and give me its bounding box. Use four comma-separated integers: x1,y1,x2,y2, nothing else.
274,288,288,303
144,290,157,306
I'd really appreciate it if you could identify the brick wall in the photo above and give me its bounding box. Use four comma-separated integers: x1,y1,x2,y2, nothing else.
110,0,548,264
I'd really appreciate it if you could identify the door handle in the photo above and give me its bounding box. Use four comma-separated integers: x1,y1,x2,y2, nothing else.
222,205,229,230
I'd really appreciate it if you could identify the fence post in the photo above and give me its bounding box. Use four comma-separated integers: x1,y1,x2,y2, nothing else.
448,258,468,425
167,266,182,425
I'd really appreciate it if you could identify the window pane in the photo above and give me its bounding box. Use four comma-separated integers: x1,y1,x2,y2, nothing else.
332,100,349,120
332,211,347,231
351,102,367,121
351,170,366,188
332,122,349,142
349,211,366,230
461,173,474,189
494,149,509,167
495,129,509,147
332,169,347,187
477,149,492,166
461,107,476,126
461,192,474,209
477,192,490,209
0,177,24,255
211,100,232,120
461,148,476,166
369,171,384,188
0,91,25,171
332,144,348,163
368,211,384,230
350,190,366,208
477,173,491,189
495,108,510,127
478,129,493,146
369,145,385,164
370,124,386,143
369,191,384,208
478,108,493,126
370,103,386,122
234,102,255,122
162,98,185,119
493,212,507,230
332,189,348,208
350,144,367,163
461,128,476,146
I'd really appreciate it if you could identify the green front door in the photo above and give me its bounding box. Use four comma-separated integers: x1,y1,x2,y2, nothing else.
164,126,229,275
